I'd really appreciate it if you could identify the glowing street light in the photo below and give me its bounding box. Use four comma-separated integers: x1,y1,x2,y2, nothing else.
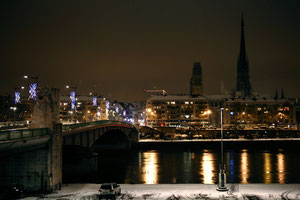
24,75,39,82
10,106,17,126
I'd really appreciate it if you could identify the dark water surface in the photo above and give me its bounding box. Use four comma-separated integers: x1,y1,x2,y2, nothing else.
64,148,300,184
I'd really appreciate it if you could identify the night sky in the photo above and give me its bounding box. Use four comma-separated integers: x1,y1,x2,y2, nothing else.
1,0,299,102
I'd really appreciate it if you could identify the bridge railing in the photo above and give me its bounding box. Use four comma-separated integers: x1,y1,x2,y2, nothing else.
0,128,49,141
62,120,133,132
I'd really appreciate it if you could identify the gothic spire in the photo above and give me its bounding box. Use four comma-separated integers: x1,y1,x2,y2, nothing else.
239,13,247,64
281,88,285,99
236,13,252,97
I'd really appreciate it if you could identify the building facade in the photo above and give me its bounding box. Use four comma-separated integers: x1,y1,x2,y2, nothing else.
146,95,210,128
223,98,296,129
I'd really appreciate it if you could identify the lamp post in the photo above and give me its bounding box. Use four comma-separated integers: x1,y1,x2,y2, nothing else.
10,106,17,126
66,85,77,122
217,107,228,191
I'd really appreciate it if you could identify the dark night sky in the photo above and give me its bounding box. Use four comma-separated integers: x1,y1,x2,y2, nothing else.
1,0,299,102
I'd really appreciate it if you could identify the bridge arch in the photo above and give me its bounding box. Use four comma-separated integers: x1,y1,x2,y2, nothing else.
62,121,138,149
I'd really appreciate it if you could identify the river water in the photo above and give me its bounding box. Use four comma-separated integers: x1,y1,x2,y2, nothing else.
64,148,300,184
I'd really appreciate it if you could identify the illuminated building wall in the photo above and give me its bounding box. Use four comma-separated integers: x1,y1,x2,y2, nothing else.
146,95,210,128
59,95,110,122
223,98,296,128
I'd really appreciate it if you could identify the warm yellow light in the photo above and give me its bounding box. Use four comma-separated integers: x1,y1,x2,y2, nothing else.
207,110,212,114
240,151,249,183
242,112,245,115
264,153,272,183
142,152,158,184
147,108,152,112
277,153,285,184
201,152,215,184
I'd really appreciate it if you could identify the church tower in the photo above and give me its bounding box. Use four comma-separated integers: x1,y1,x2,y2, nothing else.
190,62,203,96
236,14,252,97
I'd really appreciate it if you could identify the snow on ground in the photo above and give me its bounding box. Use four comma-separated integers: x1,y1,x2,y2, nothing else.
20,184,300,200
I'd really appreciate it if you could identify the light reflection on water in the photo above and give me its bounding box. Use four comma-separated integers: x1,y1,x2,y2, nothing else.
277,153,285,184
201,152,215,184
67,149,297,184
264,153,272,183
240,150,249,183
142,151,158,184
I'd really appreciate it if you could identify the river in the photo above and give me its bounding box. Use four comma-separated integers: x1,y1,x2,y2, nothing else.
63,148,300,184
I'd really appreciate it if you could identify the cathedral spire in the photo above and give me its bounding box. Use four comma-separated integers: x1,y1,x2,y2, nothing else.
236,13,252,97
239,13,247,65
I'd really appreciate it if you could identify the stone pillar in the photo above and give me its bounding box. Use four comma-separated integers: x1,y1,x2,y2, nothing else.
49,123,62,191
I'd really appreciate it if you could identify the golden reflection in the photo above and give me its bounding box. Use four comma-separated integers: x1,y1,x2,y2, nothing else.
264,153,272,183
240,150,249,183
201,152,215,184
142,152,158,184
277,153,285,184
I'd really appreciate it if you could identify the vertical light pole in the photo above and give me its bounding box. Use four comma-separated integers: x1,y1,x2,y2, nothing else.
10,107,17,126
217,107,228,191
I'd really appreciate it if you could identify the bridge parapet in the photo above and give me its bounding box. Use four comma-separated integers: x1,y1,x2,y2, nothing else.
62,120,134,132
0,128,49,142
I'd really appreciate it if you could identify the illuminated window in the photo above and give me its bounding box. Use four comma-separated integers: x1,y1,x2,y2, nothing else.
257,108,261,111
185,101,189,104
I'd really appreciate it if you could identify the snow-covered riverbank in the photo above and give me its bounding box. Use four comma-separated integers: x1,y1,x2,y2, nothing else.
21,183,300,200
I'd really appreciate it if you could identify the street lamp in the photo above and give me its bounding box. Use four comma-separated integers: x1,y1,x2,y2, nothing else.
24,75,39,82
217,107,228,191
10,106,17,126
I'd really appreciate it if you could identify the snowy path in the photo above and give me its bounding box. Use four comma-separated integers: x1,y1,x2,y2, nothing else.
21,184,300,200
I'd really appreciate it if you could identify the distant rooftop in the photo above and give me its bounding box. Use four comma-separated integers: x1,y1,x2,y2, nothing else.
148,94,207,101
225,98,292,104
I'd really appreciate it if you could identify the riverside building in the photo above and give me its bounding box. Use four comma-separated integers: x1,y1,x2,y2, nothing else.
223,97,296,129
146,95,210,128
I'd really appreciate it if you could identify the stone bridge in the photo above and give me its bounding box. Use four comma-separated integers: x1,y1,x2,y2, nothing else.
62,120,139,148
0,120,139,193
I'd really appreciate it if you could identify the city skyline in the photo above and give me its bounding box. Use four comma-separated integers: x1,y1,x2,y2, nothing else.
1,0,300,102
